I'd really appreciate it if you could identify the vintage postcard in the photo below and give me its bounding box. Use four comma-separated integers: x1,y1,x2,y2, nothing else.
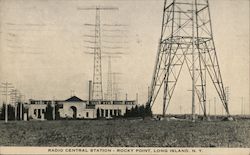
0,0,249,154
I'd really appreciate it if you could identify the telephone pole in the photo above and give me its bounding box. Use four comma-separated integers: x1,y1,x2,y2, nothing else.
1,82,14,123
10,89,18,120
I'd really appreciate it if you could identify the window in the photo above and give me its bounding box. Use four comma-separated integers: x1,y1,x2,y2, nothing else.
34,109,37,115
86,112,89,118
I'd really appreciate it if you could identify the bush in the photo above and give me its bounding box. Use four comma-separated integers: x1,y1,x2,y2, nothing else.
124,104,152,118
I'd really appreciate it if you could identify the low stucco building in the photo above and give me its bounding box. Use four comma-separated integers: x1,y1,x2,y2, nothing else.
95,101,135,118
58,96,96,119
28,100,53,120
27,96,136,120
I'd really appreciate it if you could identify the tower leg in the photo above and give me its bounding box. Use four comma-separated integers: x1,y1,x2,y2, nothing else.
148,0,230,118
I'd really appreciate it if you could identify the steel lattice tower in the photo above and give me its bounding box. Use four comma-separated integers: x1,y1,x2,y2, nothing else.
148,0,230,119
79,7,118,100
92,8,103,100
106,56,113,100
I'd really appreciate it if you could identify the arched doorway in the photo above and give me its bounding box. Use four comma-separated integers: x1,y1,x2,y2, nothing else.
70,106,77,119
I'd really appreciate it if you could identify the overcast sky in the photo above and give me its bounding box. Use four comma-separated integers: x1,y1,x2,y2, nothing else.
0,0,249,115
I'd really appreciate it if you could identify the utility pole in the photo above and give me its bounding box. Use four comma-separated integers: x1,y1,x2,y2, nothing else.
1,82,14,123
10,89,18,120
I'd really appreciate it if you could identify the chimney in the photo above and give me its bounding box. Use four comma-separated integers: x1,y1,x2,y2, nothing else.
89,80,92,101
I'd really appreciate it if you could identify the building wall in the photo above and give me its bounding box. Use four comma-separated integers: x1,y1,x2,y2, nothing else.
27,99,137,120
95,104,135,118
28,104,47,120
58,101,96,119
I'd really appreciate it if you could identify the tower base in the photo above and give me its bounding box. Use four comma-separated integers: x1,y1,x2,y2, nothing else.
222,116,234,121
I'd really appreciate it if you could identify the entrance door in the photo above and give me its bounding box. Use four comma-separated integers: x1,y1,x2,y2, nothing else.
38,109,41,119
70,106,77,119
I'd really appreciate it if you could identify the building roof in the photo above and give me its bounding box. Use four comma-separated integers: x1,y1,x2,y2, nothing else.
65,96,83,102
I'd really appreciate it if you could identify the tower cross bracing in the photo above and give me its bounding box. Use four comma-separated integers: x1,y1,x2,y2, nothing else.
148,0,230,118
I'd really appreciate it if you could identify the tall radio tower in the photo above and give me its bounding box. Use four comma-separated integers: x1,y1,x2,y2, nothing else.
148,0,231,119
105,55,122,100
78,6,118,100
106,56,113,100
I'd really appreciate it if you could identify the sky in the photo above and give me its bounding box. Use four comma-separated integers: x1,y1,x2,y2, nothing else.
0,0,249,115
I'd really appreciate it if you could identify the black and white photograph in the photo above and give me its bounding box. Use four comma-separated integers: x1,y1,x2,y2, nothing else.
0,0,249,154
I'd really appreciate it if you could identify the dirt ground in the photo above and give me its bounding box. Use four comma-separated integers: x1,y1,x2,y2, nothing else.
0,119,249,147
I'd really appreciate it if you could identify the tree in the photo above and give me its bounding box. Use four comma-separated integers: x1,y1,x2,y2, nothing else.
134,105,139,116
0,104,15,120
55,103,61,120
123,104,153,119
45,103,53,120
124,107,129,117
145,104,152,117
0,104,5,120
97,108,100,118
16,102,25,120
130,106,135,117
138,105,145,118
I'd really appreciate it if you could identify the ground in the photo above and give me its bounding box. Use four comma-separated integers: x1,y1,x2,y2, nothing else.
0,119,250,147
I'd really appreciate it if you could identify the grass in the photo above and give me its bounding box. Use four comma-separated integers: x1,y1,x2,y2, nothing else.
0,119,249,147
